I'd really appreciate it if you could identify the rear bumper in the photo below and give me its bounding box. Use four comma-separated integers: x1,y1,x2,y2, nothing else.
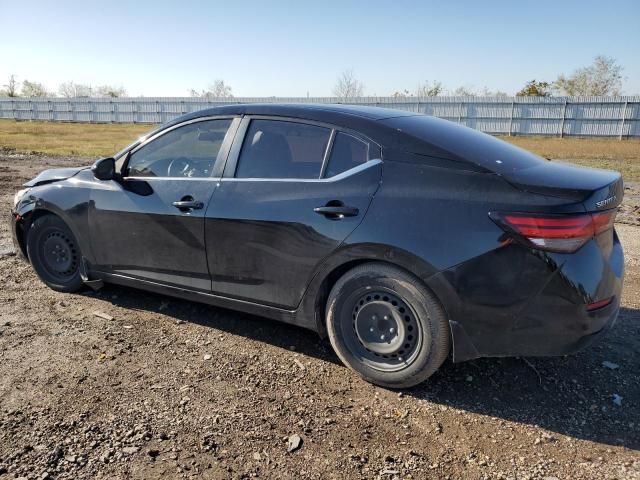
428,229,624,362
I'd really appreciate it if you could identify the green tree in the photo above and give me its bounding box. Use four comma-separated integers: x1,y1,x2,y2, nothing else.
516,80,552,97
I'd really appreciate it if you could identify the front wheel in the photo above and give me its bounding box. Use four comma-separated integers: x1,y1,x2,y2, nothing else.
326,263,450,388
26,214,84,293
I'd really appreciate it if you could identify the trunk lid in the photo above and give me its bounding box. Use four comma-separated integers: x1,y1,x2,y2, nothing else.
501,161,623,212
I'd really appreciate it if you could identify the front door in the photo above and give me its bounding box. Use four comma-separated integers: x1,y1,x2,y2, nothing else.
89,117,238,290
205,118,382,308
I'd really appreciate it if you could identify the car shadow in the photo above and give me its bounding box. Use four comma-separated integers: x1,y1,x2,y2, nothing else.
87,286,640,451
410,306,640,451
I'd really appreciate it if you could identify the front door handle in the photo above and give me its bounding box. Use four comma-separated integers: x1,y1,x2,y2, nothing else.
314,204,359,219
172,197,204,211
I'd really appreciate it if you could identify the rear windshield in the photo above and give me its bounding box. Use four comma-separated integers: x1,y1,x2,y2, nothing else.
382,115,548,174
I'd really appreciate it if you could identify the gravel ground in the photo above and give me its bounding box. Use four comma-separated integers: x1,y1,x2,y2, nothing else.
0,153,639,480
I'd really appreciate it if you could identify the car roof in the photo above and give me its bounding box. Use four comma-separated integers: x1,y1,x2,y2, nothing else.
186,103,418,122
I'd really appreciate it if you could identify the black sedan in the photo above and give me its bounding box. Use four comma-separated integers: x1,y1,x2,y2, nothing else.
10,104,624,388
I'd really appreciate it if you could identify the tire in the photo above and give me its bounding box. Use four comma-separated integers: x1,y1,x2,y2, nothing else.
26,214,84,293
326,262,450,388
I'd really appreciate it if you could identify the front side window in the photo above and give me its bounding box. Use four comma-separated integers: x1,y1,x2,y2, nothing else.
126,118,233,178
235,119,331,179
324,132,370,178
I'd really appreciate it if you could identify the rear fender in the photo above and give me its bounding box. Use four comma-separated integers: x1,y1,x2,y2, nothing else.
296,242,440,336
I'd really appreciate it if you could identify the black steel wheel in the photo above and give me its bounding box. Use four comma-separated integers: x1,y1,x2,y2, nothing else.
326,263,450,388
26,214,84,292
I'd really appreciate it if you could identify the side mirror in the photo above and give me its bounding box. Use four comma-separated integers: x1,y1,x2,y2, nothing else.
92,157,116,181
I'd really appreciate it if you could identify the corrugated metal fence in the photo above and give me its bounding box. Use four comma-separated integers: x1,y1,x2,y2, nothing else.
1,96,638,138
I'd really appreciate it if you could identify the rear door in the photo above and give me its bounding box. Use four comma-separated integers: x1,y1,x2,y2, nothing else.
89,117,239,290
205,117,382,308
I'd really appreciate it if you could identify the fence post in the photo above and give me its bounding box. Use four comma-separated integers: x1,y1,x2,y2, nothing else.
559,99,568,138
619,100,628,140
508,101,515,136
457,101,462,124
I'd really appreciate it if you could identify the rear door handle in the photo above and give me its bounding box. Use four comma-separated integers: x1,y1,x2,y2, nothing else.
314,205,359,218
172,200,204,210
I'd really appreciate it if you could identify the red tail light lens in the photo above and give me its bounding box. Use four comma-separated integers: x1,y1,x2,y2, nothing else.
490,210,616,253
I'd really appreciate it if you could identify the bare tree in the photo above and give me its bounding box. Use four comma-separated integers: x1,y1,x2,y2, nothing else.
58,81,93,98
333,70,364,98
95,85,127,98
554,55,624,96
21,80,51,97
415,80,443,97
190,79,233,99
479,86,510,97
391,89,412,98
451,86,476,96
2,75,19,97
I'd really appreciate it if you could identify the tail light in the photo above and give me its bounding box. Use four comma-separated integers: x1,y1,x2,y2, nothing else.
489,210,616,253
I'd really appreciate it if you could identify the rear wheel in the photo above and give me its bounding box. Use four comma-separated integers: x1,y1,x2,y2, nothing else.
26,214,84,293
326,263,450,388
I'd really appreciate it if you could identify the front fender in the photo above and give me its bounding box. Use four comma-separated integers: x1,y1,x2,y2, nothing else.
12,180,94,264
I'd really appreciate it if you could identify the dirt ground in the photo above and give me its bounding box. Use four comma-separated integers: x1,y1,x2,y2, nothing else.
0,152,638,480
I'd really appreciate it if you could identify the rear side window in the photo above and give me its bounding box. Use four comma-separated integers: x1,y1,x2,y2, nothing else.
324,132,369,178
235,120,331,179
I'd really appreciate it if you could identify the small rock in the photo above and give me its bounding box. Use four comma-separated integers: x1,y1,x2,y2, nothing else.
287,434,303,453
122,446,140,455
294,359,305,371
252,452,261,461
602,361,619,370
613,393,623,406
123,325,133,330
93,311,114,321
203,354,212,361
180,397,190,406
466,375,473,382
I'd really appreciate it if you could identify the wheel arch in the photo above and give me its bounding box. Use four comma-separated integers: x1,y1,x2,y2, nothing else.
16,205,85,261
297,243,448,338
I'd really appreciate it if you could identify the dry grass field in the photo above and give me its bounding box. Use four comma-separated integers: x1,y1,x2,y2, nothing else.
0,120,151,157
0,119,639,180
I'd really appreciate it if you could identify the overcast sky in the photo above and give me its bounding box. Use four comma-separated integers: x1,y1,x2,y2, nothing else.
1,0,639,97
